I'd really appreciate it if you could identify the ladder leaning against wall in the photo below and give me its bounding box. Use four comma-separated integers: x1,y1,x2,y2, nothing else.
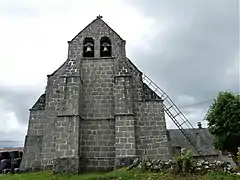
142,74,204,157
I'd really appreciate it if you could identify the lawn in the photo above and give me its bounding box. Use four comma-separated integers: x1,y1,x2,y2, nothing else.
0,169,239,180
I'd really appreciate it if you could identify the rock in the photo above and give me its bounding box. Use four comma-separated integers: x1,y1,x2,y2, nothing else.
126,158,140,171
2,169,10,174
126,156,239,175
14,168,19,173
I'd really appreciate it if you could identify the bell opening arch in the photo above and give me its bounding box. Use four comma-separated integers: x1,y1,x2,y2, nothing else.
100,36,112,57
83,37,94,58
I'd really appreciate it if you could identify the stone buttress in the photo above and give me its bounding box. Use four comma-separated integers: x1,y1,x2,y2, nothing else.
20,16,170,173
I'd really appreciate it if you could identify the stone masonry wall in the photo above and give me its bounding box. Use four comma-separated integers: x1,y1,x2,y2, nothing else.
80,120,115,171
135,101,170,160
41,74,65,169
126,58,143,102
20,135,43,171
80,58,114,119
53,75,82,163
79,57,115,171
21,17,171,173
64,18,125,171
34,18,125,171
125,58,170,160
41,65,82,171
52,116,79,157
20,109,44,170
114,75,136,167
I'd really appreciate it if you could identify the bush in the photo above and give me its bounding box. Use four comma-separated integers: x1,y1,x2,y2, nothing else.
174,148,193,174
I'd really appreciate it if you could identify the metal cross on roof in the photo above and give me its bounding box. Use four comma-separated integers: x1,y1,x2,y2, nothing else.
97,15,103,19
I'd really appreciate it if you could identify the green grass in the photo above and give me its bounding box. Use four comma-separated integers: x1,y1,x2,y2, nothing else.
0,169,239,180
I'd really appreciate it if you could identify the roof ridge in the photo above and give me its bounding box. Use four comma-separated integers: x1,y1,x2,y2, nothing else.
70,16,124,42
168,128,208,131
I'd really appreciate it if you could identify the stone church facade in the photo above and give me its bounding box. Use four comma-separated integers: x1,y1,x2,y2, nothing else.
20,16,170,172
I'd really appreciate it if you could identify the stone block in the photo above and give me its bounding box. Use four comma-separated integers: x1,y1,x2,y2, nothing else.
53,157,79,174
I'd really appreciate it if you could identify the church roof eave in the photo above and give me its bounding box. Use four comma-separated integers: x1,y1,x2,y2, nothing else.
47,60,67,77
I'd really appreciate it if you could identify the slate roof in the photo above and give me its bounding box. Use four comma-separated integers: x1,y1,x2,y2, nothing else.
31,93,46,110
0,147,23,153
167,128,219,157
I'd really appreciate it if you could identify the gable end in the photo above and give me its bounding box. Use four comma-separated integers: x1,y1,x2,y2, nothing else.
69,17,125,43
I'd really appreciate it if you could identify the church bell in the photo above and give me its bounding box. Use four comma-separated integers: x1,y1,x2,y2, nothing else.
85,42,93,52
103,46,108,52
86,46,92,52
102,42,110,52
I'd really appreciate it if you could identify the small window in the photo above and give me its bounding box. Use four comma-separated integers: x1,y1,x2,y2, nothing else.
100,36,112,57
83,37,94,57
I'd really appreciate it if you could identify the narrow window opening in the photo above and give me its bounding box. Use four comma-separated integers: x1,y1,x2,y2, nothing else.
100,37,112,57
83,37,94,57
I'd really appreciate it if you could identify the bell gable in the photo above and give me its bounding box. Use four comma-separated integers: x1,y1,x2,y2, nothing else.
67,16,126,59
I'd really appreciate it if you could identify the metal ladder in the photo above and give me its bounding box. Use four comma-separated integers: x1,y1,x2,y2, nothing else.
142,74,204,157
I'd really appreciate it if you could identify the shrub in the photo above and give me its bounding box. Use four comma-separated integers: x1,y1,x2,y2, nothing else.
174,148,193,174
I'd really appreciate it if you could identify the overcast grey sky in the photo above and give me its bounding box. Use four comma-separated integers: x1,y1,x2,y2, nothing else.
0,0,239,146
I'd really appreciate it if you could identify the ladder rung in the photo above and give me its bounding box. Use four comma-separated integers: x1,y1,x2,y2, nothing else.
160,93,166,98
162,96,168,101
173,112,181,118
179,121,186,126
166,105,173,111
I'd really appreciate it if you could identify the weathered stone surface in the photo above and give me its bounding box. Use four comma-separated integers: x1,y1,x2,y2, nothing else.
53,157,79,174
20,16,170,173
135,101,170,160
115,157,136,169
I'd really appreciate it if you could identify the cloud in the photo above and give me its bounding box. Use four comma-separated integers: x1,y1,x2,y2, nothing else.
0,86,41,124
126,0,239,128
0,86,41,142
0,0,39,18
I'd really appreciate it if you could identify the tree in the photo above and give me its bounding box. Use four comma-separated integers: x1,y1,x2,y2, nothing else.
205,91,240,157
